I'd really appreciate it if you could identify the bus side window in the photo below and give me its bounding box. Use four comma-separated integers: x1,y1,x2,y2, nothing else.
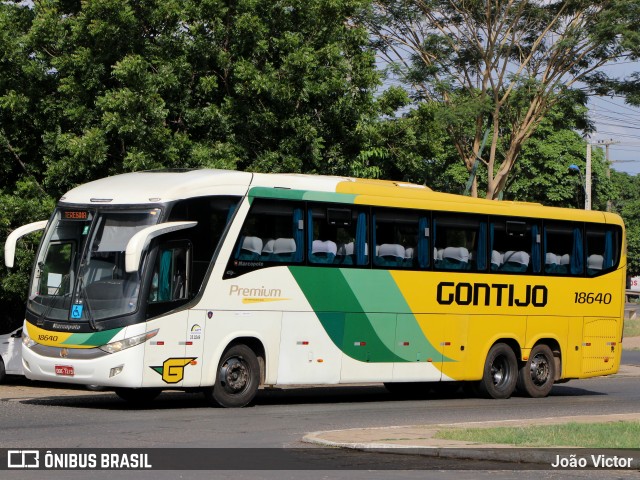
586,225,619,276
490,218,540,274
308,205,367,266
372,208,422,269
434,214,486,271
149,243,190,303
544,222,583,276
233,200,304,266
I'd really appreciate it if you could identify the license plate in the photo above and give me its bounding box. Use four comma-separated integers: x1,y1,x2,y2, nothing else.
55,365,74,376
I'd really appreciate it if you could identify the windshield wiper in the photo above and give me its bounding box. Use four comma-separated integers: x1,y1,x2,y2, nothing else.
76,271,99,331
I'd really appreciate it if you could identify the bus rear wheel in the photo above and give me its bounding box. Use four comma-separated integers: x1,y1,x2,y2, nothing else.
478,343,517,399
517,344,555,398
206,344,260,408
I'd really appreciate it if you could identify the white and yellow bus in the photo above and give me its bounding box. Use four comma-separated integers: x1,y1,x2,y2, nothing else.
4,169,626,407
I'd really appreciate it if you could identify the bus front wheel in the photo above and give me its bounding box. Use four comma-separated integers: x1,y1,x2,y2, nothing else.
206,344,260,408
517,344,555,398
478,343,517,399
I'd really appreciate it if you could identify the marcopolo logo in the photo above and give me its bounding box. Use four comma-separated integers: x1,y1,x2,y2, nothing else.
437,281,548,307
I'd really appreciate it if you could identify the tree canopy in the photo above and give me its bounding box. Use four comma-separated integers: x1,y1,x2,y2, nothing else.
0,0,382,330
0,0,381,198
364,0,640,198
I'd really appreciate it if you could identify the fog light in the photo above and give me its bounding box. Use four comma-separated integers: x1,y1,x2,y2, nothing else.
109,365,124,378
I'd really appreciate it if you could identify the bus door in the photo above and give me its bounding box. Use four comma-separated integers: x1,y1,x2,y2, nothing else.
143,310,190,388
182,310,207,387
142,243,193,388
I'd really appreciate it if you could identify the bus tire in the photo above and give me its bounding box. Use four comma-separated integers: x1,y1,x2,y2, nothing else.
517,344,555,398
478,343,517,399
115,388,161,405
207,344,260,408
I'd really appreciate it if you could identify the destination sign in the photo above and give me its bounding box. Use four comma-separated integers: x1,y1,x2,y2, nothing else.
62,210,89,221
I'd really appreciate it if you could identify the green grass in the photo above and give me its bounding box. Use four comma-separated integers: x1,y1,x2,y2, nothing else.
434,421,640,448
624,317,640,337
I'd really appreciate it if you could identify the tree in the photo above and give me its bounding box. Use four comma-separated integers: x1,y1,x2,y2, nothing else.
364,0,640,199
0,180,55,331
350,87,454,182
358,92,612,207
610,171,640,276
0,0,382,331
0,0,381,197
495,97,614,210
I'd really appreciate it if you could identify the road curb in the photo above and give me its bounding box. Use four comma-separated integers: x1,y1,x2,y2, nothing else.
302,413,640,465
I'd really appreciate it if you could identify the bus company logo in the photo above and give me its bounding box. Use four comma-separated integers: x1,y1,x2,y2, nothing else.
150,357,197,384
437,281,548,307
228,284,290,304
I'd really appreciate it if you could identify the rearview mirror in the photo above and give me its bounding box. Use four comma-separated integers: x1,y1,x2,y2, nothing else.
4,220,48,268
124,221,197,273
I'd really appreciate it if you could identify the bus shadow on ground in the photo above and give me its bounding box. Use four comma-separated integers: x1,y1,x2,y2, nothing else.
14,382,606,411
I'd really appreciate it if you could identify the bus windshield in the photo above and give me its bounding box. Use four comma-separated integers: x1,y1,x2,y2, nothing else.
28,208,161,323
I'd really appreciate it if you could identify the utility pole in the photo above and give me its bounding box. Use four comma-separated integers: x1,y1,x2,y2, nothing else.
596,139,620,212
585,143,591,210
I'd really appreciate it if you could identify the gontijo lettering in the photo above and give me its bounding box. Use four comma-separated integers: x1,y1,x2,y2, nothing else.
437,281,548,307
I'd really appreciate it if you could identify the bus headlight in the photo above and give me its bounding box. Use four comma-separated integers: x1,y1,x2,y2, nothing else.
99,329,158,354
22,331,37,349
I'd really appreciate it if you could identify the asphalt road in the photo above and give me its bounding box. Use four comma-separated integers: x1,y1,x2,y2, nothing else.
1,369,640,480
622,349,640,365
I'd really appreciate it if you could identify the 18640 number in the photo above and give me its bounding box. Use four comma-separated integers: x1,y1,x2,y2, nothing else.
574,292,612,304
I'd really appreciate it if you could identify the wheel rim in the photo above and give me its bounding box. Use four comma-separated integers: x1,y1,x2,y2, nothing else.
529,353,551,387
219,357,250,394
491,356,508,387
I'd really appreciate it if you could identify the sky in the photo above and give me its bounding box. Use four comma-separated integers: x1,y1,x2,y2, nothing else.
586,61,640,176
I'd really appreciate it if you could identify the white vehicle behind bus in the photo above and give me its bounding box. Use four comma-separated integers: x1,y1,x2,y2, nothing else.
0,327,24,382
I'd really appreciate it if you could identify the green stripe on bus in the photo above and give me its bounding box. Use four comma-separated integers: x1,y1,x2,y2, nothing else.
289,267,448,363
290,267,401,362
61,328,123,347
339,269,449,362
248,187,357,204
